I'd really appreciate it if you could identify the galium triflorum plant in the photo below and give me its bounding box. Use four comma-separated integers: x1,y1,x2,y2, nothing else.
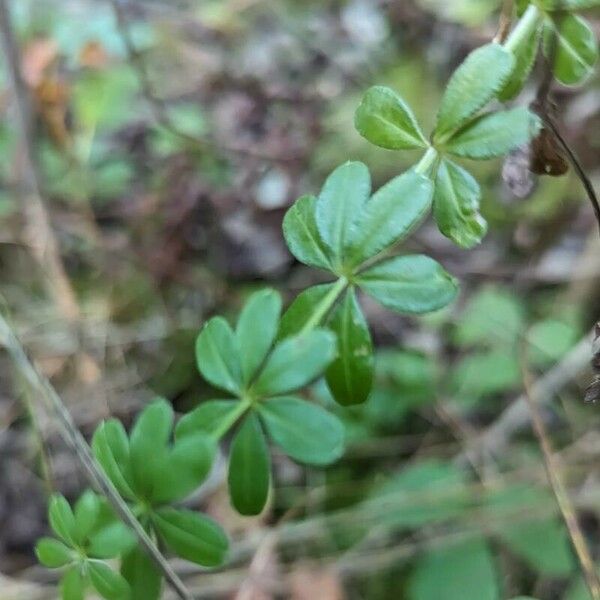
35,2,599,598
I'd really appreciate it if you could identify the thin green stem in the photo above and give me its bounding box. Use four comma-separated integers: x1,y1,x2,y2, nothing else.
414,147,438,176
300,277,348,335
503,4,543,54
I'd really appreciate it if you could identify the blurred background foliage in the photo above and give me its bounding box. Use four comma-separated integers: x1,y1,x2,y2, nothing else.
1,0,600,598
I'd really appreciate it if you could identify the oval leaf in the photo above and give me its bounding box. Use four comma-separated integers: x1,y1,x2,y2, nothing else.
154,507,228,567
433,159,487,249
88,561,131,600
73,491,101,543
500,518,573,575
435,43,515,140
49,494,77,545
121,547,162,600
228,413,270,515
61,567,86,600
236,288,282,384
278,283,335,340
544,14,598,86
346,170,433,267
283,195,331,270
325,287,373,406
87,522,136,559
150,433,215,505
258,396,344,465
252,330,337,396
196,317,242,395
92,420,135,500
408,536,499,600
175,399,243,441
35,537,74,567
444,107,541,160
367,460,469,529
354,86,428,150
129,399,173,500
356,254,458,314
316,161,371,262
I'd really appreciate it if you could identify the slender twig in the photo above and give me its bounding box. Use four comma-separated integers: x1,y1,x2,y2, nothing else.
531,5,600,237
457,329,594,464
520,345,600,600
541,114,600,237
0,313,194,600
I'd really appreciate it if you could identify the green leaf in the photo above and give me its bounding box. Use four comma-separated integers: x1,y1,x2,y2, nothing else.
121,547,162,600
566,572,600,600
196,317,243,395
92,420,135,500
354,86,428,150
88,561,131,600
315,161,371,262
278,283,334,340
325,287,373,406
501,519,573,575
528,319,579,367
409,537,499,600
346,170,433,266
258,396,344,465
175,400,243,440
150,433,215,505
283,195,331,270
434,43,515,140
87,522,136,558
60,567,86,600
49,495,77,545
498,22,542,101
443,107,541,160
228,413,271,515
366,460,469,529
252,330,337,396
363,350,437,429
73,491,100,543
129,399,173,500
544,14,598,86
485,484,573,576
451,350,520,403
72,67,137,131
154,507,228,567
453,286,524,348
36,537,74,567
236,289,282,384
516,0,530,15
433,159,487,249
356,255,458,314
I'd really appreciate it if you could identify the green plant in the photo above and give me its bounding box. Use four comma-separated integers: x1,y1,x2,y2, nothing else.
32,2,600,599
35,492,134,599
91,399,228,598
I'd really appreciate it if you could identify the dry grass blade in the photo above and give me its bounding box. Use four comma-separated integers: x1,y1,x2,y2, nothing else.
520,343,600,600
